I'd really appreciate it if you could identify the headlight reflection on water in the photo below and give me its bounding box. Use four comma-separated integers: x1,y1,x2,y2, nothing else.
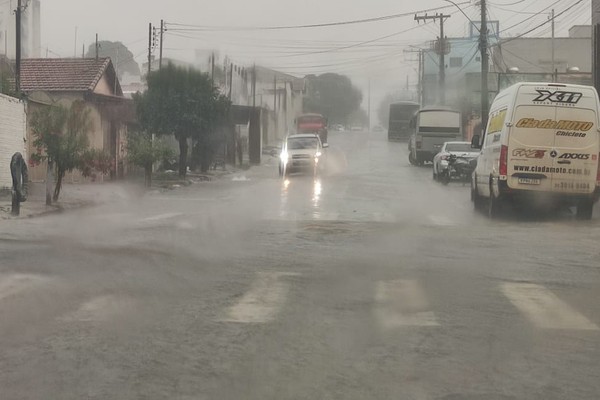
312,179,322,207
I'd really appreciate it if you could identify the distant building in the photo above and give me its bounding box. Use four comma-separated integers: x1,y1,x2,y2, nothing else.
0,0,41,58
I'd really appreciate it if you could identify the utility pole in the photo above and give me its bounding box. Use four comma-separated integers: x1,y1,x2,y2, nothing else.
480,0,489,134
159,19,164,69
367,79,371,131
74,26,77,58
403,46,424,104
147,22,152,77
95,33,99,60
228,64,233,100
419,49,424,105
211,52,215,82
15,0,22,94
252,63,256,107
551,9,555,82
594,0,600,94
414,13,450,105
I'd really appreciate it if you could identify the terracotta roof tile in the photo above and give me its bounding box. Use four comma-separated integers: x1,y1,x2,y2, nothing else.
20,58,113,92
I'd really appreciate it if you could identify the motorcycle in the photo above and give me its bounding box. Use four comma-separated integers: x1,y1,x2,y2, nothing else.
440,154,477,185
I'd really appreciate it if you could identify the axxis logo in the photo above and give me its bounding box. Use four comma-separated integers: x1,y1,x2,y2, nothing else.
550,150,590,160
559,153,590,160
533,90,583,104
512,149,546,159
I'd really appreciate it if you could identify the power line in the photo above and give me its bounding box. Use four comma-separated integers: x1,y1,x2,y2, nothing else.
166,2,470,31
491,0,584,48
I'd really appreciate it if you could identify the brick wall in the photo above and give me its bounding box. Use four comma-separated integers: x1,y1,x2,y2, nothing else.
0,94,26,190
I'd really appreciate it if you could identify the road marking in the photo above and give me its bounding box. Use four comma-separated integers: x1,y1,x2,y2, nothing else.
371,212,394,222
141,212,184,222
375,280,439,328
427,215,455,226
501,283,599,330
60,295,136,322
220,272,298,323
0,273,49,302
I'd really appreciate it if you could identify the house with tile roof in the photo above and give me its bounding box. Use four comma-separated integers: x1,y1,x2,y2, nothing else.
20,57,134,182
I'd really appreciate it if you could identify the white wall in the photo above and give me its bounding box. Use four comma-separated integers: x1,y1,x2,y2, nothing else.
0,94,26,189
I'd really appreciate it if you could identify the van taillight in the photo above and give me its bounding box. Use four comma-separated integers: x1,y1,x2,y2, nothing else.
499,145,508,176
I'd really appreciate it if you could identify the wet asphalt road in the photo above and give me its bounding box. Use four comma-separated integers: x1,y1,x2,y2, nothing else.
1,130,600,400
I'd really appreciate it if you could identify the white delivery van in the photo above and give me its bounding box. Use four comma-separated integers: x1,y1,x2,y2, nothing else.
471,82,600,219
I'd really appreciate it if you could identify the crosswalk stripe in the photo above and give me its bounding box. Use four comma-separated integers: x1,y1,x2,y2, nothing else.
219,272,298,323
141,212,184,222
501,283,599,330
427,215,455,226
375,280,439,328
0,273,49,302
60,295,136,322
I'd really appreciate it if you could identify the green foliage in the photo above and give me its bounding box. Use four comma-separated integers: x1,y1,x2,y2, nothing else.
30,100,111,201
127,130,173,168
1,74,16,97
303,73,363,125
134,63,231,176
86,41,140,79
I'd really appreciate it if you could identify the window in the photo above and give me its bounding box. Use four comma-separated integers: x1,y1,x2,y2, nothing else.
449,57,463,68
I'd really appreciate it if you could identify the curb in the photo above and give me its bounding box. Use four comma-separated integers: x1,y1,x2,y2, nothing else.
1,200,96,220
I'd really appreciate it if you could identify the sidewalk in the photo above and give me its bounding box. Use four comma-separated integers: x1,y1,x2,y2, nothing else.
1,164,255,219
1,182,104,219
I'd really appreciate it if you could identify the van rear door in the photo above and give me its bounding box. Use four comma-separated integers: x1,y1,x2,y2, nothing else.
552,96,598,195
507,105,556,192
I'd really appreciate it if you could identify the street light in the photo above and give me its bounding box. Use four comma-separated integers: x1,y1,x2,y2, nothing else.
444,0,479,33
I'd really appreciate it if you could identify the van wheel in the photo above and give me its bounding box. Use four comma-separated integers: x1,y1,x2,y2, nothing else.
576,199,594,220
471,179,484,211
488,183,504,218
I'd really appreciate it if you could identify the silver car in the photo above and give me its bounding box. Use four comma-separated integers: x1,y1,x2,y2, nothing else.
432,141,479,181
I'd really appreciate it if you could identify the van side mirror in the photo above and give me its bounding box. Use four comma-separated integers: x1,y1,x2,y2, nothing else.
471,135,482,149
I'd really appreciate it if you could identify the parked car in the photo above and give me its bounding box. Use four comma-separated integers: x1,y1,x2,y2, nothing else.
350,126,363,132
279,134,328,177
372,125,384,132
471,82,600,219
433,141,479,182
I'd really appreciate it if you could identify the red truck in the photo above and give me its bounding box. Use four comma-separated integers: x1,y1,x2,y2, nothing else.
295,113,328,144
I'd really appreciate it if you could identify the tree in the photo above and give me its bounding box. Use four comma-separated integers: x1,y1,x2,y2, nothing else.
303,73,363,125
134,63,231,177
86,41,140,80
30,101,112,201
127,130,173,187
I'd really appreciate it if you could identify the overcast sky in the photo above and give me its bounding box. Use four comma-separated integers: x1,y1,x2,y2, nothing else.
41,0,591,107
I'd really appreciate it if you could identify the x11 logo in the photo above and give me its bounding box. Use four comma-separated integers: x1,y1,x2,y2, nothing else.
533,90,582,104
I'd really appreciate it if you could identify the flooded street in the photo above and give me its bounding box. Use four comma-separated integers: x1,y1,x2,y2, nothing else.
1,129,600,400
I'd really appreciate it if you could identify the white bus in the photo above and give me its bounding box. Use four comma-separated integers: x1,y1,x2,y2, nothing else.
409,108,462,165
